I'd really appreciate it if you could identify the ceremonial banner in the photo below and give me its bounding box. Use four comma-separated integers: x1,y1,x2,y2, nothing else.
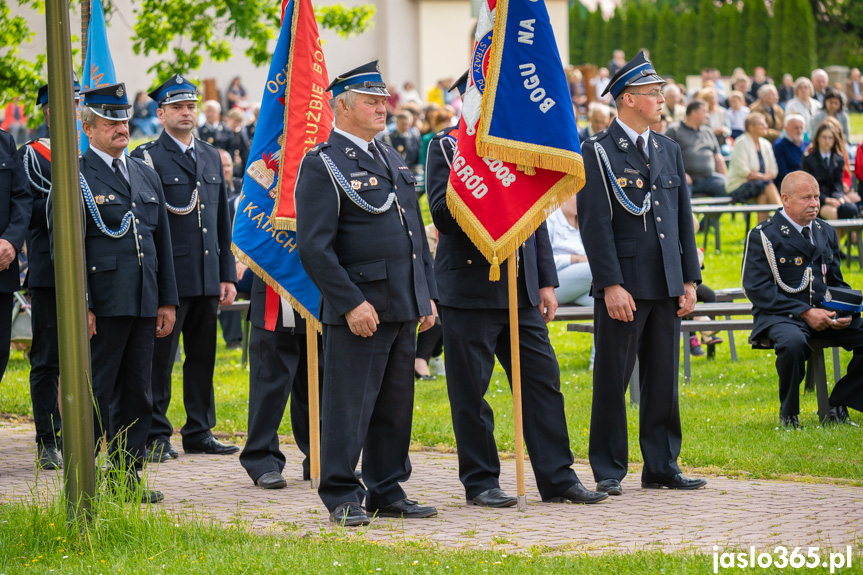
79,0,117,153
447,0,584,280
231,0,330,329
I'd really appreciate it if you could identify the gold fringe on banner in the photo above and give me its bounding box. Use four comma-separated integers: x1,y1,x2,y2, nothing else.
445,173,581,282
269,0,301,233
476,0,584,179
231,243,322,334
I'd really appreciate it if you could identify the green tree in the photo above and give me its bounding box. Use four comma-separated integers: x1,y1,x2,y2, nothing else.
743,0,770,72
654,4,678,77
569,1,588,65
783,0,816,78
583,8,605,67
129,0,375,84
677,11,697,78
0,0,48,126
695,0,716,72
596,7,616,66
713,2,733,75
768,0,785,79
622,1,641,64
728,2,744,72
812,0,863,68
636,1,658,58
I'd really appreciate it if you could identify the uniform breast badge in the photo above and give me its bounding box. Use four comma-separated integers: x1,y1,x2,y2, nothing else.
794,257,803,266
369,177,378,186
95,195,106,204
636,179,643,189
780,225,790,236
108,194,115,201
351,180,361,190
617,177,627,188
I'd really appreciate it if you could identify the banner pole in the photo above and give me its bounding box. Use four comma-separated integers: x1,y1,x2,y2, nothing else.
306,328,321,489
507,255,527,511
81,0,91,68
47,0,97,525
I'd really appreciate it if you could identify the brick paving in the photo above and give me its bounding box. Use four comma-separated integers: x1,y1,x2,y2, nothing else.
2,422,861,553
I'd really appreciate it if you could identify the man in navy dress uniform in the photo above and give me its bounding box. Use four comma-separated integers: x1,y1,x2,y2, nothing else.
295,60,438,526
577,52,707,495
18,80,78,469
78,83,178,502
0,130,31,380
239,275,320,489
742,171,863,428
425,73,607,508
131,75,238,460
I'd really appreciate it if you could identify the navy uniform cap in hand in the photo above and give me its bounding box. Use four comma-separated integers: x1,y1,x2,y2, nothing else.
602,51,666,100
80,82,132,121
37,74,82,107
148,74,200,105
448,70,469,97
326,60,390,98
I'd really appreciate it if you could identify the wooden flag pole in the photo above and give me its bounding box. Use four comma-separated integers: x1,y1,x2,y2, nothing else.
306,329,321,489
507,255,527,511
81,0,91,68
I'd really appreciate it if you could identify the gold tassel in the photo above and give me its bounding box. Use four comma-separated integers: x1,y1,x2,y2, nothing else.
489,255,500,281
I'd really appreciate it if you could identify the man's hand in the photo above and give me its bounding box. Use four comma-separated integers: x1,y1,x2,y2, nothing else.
0,239,17,270
824,197,842,207
801,308,850,331
88,310,97,339
418,300,437,333
604,284,636,322
346,301,379,338
685,173,693,185
155,305,176,338
235,261,248,280
220,282,237,305
677,282,697,317
538,286,558,323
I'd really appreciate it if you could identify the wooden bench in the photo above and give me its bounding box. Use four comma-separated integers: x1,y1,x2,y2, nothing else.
750,336,841,424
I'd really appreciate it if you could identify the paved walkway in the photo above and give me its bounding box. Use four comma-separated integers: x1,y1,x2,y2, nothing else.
2,422,861,553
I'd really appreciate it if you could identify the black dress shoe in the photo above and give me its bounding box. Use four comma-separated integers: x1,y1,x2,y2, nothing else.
596,478,622,496
547,482,609,504
369,498,438,518
642,473,707,490
466,487,517,508
107,472,164,504
36,445,62,470
182,436,240,455
146,438,178,463
414,370,436,381
829,406,858,426
330,502,370,526
780,412,801,429
255,471,287,489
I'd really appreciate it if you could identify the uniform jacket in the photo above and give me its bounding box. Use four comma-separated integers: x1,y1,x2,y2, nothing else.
742,212,855,339
800,152,845,202
426,127,557,309
248,274,305,334
131,132,236,298
79,148,178,317
0,129,32,293
197,123,231,151
18,139,54,287
295,131,437,325
577,120,701,300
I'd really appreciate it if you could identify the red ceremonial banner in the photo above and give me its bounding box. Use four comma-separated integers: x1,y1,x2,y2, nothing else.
271,0,334,230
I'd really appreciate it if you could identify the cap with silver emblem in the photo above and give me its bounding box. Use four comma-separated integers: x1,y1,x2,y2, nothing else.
80,82,132,121
326,60,390,98
602,51,665,100
148,74,200,106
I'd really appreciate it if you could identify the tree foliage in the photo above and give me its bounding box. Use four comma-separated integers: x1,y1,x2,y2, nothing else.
569,1,587,65
128,0,375,86
653,4,677,78
742,0,769,73
714,2,733,80
582,7,605,69
767,0,785,80
783,0,816,78
0,0,50,127
695,0,715,72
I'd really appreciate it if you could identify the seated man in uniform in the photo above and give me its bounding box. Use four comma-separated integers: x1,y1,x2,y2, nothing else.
742,171,863,428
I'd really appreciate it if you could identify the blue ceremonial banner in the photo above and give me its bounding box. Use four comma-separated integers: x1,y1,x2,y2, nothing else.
79,0,117,154
231,0,328,330
476,0,583,179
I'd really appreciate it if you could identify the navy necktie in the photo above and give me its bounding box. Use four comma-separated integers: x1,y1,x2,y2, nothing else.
112,158,130,192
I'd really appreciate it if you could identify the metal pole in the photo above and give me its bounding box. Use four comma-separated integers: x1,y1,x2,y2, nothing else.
46,0,97,524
